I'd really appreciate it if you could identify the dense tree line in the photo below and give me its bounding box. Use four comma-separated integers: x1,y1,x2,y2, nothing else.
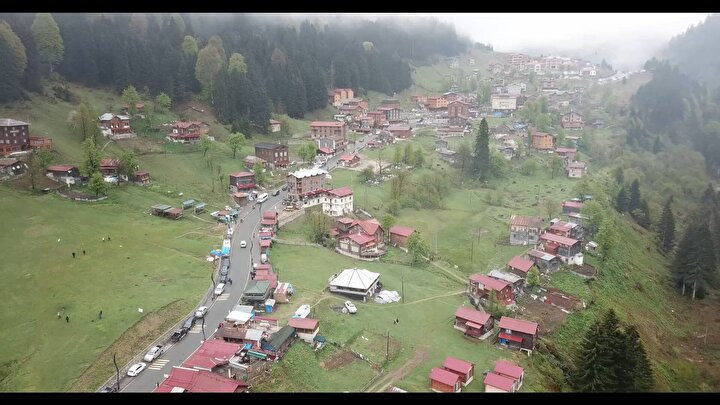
0,13,468,132
660,14,720,91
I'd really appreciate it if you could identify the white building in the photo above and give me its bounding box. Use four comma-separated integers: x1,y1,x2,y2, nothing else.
328,268,381,301
322,187,354,217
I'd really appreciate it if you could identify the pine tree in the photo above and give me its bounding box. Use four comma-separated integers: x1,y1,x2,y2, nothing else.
30,13,63,74
628,179,641,212
0,21,28,102
89,172,107,197
635,199,651,228
473,118,490,180
572,321,614,392
601,310,631,392
616,186,629,212
624,325,655,391
672,221,717,300
659,198,675,252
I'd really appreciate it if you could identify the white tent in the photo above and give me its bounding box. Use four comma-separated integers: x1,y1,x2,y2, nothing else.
226,310,252,324
329,268,380,290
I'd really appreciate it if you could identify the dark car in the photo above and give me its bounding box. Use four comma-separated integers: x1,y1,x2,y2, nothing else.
220,266,229,277
183,317,196,330
170,328,187,342
100,385,118,393
219,273,229,284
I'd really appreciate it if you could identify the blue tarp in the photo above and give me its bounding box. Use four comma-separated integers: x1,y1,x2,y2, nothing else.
244,343,252,350
221,247,230,256
210,249,222,256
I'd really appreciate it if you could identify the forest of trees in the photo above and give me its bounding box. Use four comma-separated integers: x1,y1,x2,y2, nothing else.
0,13,469,135
660,14,720,91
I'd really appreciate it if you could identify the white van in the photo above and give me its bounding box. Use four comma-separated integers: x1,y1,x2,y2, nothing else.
256,193,269,203
214,283,225,296
261,253,268,264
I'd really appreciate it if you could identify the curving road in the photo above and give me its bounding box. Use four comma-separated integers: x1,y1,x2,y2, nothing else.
118,191,286,392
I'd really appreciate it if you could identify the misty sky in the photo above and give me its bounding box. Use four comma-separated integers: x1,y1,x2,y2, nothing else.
337,13,710,70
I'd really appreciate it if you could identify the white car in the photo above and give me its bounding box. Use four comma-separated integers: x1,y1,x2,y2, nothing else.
344,301,357,314
214,283,225,296
127,362,147,377
195,306,208,318
240,240,247,248
143,345,163,362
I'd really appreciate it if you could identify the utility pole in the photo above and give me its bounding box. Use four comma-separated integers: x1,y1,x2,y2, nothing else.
401,268,405,304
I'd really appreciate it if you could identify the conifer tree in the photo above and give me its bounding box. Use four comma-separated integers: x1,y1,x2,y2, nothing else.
658,198,675,252
573,321,614,392
473,118,490,180
628,179,641,212
616,186,629,212
624,325,655,391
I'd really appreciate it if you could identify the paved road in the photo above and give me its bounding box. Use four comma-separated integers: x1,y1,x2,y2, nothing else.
322,133,372,172
120,191,286,392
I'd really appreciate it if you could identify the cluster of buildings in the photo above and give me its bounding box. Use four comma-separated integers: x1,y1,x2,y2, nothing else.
0,118,53,160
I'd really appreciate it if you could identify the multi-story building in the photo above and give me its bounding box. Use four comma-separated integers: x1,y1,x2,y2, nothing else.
0,119,30,155
286,167,328,202
310,121,347,152
322,187,354,217
254,143,289,167
491,94,517,111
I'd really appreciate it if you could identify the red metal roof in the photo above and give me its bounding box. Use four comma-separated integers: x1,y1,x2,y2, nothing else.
356,219,381,236
555,147,577,154
345,233,376,246
288,317,318,330
261,219,276,226
508,256,534,273
339,154,358,161
469,274,510,291
253,274,278,289
430,367,460,386
494,360,524,380
454,306,491,325
255,264,272,272
100,158,118,167
230,172,254,178
563,201,583,209
155,366,249,393
259,239,271,247
498,317,538,335
263,211,277,219
328,187,353,197
390,226,415,237
498,332,524,343
182,340,241,371
540,232,580,247
318,147,334,154
443,356,474,375
484,372,515,392
550,222,571,232
338,217,354,224
47,165,77,172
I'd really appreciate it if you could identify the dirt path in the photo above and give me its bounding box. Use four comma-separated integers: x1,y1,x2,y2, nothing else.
364,345,431,392
426,259,468,284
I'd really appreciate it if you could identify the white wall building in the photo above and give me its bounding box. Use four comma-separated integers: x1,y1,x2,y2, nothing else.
322,187,354,217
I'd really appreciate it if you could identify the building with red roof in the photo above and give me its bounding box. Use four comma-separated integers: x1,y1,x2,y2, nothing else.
443,356,475,386
429,367,461,393
323,187,354,217
337,218,386,258
288,318,319,342
100,158,119,176
46,165,80,183
507,256,535,278
469,274,514,305
182,340,242,371
493,360,524,387
389,225,416,247
509,215,543,246
229,172,256,192
338,153,360,167
562,200,583,214
484,372,517,393
454,306,494,338
155,366,249,393
310,121,347,150
498,316,539,352
259,238,272,254
539,232,582,264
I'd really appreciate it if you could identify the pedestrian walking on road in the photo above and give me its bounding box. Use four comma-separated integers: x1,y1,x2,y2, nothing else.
102,237,105,242
228,278,233,285
72,252,75,258
66,315,70,323
108,236,111,241
156,382,159,388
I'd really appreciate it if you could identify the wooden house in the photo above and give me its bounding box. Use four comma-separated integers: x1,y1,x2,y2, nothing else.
229,172,256,192
288,318,319,343
260,325,297,359
389,225,415,247
507,256,535,278
100,158,119,176
430,367,461,393
509,215,542,246
497,316,539,353
454,306,494,338
469,274,514,305
492,360,524,391
539,233,582,264
442,357,475,386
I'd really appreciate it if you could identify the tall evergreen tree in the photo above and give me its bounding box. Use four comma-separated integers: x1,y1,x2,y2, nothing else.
30,13,63,74
628,179,641,212
0,20,27,102
616,186,629,212
658,198,675,252
572,321,614,392
624,325,655,391
473,118,490,180
672,221,717,299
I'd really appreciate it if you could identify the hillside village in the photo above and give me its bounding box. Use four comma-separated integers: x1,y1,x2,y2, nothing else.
1,12,719,395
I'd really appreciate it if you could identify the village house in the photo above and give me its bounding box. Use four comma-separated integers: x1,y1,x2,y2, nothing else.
489,269,524,292
241,280,272,311
288,318,319,343
167,121,203,144
274,282,292,303
317,147,335,160
29,136,53,151
567,161,587,178
562,200,583,214
497,316,539,353
261,210,278,232
155,366,250,393
100,158,119,176
437,147,458,165
328,88,354,106
425,96,448,110
359,116,374,132
507,255,536,279
269,119,282,133
387,124,412,140
133,171,151,186
447,100,470,126
411,95,428,105
260,325,297,359
0,119,30,155
532,131,555,150
254,143,289,168
527,249,561,273
229,172,256,193
491,124,513,139
243,155,267,170
327,268,381,301
98,113,132,135
310,121,347,148
389,225,416,247
549,219,583,240
509,215,542,246
443,357,475,386
554,147,577,161
46,165,80,184
539,233,583,265
367,111,388,127
491,94,518,112
454,306,495,338
436,125,466,138
338,153,360,167
322,187,354,217
378,106,402,123
469,274,514,305
0,158,23,176
491,360,525,391
484,371,517,393
286,167,329,204
430,368,462,393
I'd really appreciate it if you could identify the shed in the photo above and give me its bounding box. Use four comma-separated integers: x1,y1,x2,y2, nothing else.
182,199,196,209
430,367,461,393
493,360,524,390
274,282,293,303
288,317,320,343
484,372,516,393
261,325,297,357
442,356,475,386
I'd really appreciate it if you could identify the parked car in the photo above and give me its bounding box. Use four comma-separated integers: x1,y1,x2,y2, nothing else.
261,253,268,264
170,328,188,342
195,306,208,319
282,185,288,191
183,316,196,330
272,189,281,196
240,240,247,248
143,345,164,362
99,385,118,393
344,301,357,314
127,362,147,377
214,283,226,296
219,273,229,284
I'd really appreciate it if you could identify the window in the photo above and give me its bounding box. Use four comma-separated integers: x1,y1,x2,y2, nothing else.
505,329,512,334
